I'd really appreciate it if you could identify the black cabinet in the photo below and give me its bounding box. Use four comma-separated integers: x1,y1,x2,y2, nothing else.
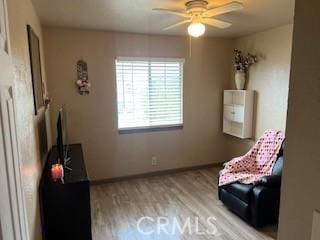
40,144,92,240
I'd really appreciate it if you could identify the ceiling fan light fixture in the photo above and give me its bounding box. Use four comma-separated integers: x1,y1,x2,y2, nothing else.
188,22,205,37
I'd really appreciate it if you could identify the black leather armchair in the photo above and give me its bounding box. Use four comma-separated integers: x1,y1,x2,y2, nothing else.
218,142,284,227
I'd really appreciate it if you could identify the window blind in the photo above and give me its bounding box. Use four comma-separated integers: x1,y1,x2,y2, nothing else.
116,57,184,130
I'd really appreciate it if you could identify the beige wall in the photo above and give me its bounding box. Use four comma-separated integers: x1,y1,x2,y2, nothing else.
6,0,50,239
225,25,293,158
278,0,320,239
44,27,233,181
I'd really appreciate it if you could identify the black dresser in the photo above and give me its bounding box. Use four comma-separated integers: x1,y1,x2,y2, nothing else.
40,144,92,240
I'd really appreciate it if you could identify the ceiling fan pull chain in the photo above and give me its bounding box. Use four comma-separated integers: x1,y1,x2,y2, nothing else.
189,35,192,59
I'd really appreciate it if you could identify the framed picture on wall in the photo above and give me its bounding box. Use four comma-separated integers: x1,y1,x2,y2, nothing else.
27,25,44,115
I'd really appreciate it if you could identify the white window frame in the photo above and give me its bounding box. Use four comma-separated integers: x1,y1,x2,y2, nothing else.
115,57,184,132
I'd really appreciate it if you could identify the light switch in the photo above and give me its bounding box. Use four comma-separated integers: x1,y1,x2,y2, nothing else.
311,210,320,240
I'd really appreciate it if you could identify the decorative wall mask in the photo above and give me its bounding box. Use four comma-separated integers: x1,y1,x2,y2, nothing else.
76,60,91,95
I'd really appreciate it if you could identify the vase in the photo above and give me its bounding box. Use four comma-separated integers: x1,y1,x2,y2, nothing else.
235,71,246,90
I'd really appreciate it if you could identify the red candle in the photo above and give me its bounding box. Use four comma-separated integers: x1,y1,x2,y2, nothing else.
51,164,64,181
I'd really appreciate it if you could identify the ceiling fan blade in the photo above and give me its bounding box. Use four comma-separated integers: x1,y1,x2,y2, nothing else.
203,18,232,29
203,2,244,17
152,8,189,18
163,19,191,30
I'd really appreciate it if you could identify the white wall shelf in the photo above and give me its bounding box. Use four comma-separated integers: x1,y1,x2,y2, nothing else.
223,90,254,139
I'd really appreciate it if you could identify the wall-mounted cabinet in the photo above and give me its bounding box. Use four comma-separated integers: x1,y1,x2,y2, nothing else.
223,90,254,139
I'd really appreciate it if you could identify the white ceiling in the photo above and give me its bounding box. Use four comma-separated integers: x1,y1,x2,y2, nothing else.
32,0,295,38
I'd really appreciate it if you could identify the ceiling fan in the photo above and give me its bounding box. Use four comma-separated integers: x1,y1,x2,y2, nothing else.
153,0,244,37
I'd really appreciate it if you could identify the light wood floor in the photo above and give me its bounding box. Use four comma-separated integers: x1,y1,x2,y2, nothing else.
91,168,277,240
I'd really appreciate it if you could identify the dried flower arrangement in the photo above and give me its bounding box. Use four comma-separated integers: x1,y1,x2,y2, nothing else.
234,49,258,72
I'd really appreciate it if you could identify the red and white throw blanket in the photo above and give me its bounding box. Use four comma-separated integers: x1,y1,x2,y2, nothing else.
219,130,285,186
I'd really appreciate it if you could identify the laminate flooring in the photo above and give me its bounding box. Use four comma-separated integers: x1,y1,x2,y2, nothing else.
91,168,277,240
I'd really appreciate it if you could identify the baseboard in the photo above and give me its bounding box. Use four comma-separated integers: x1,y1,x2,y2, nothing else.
90,162,223,185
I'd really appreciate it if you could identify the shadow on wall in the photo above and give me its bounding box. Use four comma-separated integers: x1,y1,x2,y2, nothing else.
37,112,48,164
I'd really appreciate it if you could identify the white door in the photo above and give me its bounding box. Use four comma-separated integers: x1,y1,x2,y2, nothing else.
0,0,29,239
0,74,30,240
0,88,21,240
0,59,30,240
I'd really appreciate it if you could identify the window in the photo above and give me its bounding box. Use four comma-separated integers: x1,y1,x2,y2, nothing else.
116,57,184,131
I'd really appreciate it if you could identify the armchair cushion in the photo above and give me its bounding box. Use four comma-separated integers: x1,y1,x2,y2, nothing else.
222,182,254,203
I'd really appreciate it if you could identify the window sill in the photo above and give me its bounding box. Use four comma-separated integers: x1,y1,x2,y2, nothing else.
118,124,183,134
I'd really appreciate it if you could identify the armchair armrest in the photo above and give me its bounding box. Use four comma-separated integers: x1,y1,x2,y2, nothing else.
251,185,281,227
259,175,281,187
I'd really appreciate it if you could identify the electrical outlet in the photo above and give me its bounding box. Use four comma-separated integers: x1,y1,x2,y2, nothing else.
151,156,158,166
